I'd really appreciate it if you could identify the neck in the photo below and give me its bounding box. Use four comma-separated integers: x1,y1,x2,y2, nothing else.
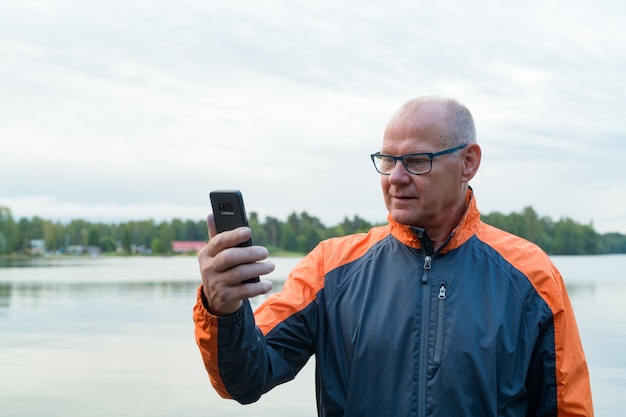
426,191,470,250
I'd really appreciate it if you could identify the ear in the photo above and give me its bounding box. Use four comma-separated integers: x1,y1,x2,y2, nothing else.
461,143,481,183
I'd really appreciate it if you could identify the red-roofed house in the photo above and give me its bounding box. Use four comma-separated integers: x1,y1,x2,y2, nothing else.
172,241,207,254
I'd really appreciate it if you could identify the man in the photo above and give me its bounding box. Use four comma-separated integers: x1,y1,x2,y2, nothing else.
193,96,594,416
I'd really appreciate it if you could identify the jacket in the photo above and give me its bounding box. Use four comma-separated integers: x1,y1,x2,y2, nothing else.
193,190,593,416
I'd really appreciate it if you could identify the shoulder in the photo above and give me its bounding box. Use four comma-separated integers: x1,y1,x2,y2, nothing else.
476,221,547,261
475,222,564,308
281,225,392,291
314,224,392,271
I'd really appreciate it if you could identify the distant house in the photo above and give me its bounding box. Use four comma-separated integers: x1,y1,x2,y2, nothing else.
30,239,46,255
172,241,206,254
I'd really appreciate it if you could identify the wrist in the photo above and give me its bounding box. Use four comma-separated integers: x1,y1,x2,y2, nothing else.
200,288,242,316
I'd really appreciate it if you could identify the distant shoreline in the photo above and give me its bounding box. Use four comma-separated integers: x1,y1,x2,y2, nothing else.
0,248,304,261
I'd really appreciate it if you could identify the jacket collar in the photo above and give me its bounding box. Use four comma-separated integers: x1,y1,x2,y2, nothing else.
388,187,481,253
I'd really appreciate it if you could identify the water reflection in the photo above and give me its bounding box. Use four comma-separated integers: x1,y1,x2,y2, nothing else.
0,257,94,268
565,282,596,298
0,256,624,417
0,283,10,309
0,280,199,310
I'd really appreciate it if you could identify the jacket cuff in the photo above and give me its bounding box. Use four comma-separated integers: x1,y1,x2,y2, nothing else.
194,284,246,320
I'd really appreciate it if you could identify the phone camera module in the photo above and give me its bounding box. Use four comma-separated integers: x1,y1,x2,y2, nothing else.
219,202,235,215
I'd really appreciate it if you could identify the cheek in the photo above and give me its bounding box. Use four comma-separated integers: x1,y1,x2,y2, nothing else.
380,176,390,192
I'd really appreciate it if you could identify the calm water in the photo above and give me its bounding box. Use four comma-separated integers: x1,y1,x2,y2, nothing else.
0,255,624,417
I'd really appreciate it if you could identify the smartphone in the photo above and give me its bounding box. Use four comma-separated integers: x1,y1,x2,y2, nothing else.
209,189,260,284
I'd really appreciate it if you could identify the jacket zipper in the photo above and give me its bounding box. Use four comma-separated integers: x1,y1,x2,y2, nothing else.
421,255,431,284
434,282,446,364
418,255,432,417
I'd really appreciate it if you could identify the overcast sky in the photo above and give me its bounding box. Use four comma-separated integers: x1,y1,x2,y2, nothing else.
1,0,625,234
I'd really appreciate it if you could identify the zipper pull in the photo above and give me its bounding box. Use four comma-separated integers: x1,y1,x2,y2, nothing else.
422,255,432,284
423,256,432,270
438,283,447,299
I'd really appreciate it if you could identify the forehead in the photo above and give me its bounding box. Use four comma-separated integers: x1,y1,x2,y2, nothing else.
382,104,450,152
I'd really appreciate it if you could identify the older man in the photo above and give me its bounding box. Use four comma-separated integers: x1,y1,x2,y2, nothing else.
193,96,593,416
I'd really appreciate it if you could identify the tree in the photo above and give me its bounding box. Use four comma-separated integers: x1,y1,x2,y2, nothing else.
171,218,187,241
66,219,90,246
1,205,625,257
580,224,599,255
122,227,132,253
156,221,174,254
151,238,163,254
295,212,325,253
193,219,209,241
600,233,626,253
280,226,298,252
332,215,375,236
248,212,269,247
554,218,584,255
264,216,281,248
45,222,69,252
0,207,18,253
99,236,118,253
88,227,101,247
0,231,6,253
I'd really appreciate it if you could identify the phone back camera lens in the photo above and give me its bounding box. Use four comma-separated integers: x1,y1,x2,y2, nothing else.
219,202,234,215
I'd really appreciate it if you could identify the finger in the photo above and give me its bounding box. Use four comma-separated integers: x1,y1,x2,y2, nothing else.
213,246,272,275
207,227,253,257
217,278,273,303
223,257,275,285
234,279,274,297
201,271,274,316
207,213,217,239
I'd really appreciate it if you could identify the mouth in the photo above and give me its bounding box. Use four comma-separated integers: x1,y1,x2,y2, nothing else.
390,194,415,207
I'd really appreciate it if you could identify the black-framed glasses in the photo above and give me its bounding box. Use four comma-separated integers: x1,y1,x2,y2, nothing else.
370,144,467,175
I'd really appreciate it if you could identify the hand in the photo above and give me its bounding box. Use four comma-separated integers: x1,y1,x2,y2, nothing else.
198,213,274,316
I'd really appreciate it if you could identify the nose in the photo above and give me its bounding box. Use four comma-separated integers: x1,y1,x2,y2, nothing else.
388,159,411,183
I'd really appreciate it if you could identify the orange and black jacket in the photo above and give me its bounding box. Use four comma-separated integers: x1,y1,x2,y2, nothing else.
194,191,594,416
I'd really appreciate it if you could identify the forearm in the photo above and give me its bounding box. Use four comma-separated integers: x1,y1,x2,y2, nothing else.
193,285,300,404
553,311,594,416
526,305,593,417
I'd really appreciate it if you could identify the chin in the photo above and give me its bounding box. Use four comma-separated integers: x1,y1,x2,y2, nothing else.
389,209,419,226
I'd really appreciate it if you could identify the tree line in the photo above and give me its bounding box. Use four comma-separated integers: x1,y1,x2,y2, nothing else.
1,205,625,256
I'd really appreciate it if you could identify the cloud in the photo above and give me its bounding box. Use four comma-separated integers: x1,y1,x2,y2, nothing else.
1,0,625,234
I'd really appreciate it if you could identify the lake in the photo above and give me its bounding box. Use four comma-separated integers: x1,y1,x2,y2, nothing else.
0,254,624,416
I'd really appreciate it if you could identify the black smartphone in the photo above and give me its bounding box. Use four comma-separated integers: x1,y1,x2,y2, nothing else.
209,189,260,284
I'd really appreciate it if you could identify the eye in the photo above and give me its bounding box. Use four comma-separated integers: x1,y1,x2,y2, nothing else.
378,156,395,170
404,156,430,169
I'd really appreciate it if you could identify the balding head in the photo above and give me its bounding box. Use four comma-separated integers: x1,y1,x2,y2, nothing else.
389,96,476,148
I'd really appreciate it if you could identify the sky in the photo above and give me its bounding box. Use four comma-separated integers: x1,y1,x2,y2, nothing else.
1,0,625,234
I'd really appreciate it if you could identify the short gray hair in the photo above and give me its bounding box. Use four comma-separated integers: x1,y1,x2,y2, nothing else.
399,96,476,146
